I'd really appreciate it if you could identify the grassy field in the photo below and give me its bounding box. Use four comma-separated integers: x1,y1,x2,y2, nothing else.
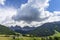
0,37,41,40
0,37,12,40
0,32,60,40
0,36,59,40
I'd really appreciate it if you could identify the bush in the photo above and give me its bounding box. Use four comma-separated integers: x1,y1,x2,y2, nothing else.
49,37,53,40
54,37,59,40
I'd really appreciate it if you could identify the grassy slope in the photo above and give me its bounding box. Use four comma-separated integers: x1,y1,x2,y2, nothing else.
52,30,60,37
0,31,60,40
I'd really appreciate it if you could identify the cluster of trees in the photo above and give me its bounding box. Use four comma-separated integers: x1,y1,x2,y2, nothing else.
29,22,60,37
0,25,15,35
29,23,55,37
41,37,60,40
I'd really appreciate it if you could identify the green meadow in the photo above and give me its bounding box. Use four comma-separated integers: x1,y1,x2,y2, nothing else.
0,32,60,40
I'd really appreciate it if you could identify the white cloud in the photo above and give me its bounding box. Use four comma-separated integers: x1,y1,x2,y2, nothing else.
47,12,60,22
11,0,56,27
0,0,6,5
0,7,17,26
0,0,60,27
54,11,60,16
48,16,60,22
12,0,50,23
11,0,54,27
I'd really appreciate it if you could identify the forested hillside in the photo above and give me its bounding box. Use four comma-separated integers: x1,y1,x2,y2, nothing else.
0,25,15,35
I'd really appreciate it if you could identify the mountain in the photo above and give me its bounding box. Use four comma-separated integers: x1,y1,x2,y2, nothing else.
9,21,60,36
9,25,36,34
29,21,60,37
0,25,15,35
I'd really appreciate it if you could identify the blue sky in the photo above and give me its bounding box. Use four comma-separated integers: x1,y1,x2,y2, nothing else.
0,0,60,12
47,0,60,12
4,0,60,12
5,0,27,8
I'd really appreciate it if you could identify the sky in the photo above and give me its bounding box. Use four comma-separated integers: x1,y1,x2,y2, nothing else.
0,0,60,27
